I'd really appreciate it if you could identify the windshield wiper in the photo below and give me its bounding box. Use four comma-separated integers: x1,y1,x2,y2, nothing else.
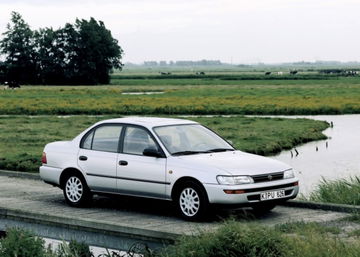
207,148,235,152
172,150,208,156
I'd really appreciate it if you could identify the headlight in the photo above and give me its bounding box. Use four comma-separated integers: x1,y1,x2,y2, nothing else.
217,175,254,185
284,169,295,179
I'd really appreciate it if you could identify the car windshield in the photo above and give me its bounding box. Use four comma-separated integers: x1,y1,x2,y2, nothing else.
153,124,234,155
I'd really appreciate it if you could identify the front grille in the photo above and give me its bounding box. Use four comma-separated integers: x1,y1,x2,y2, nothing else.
251,172,284,183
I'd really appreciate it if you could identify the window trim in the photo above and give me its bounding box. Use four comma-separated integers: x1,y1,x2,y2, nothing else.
121,124,166,158
80,123,166,157
79,123,123,153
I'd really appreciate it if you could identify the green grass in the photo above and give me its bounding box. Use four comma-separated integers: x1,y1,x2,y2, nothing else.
275,221,341,235
348,229,360,237
3,221,360,257
160,221,360,257
309,177,360,206
0,115,328,172
1,76,360,115
161,222,288,257
344,213,360,223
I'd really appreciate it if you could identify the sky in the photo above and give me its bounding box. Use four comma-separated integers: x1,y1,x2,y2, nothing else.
0,0,359,64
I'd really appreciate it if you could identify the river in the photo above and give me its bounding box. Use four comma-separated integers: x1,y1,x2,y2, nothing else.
271,114,360,196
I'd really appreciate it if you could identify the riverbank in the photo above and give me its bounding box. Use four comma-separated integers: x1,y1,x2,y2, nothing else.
0,115,328,172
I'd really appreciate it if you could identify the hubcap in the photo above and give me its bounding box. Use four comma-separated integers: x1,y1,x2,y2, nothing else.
179,187,200,217
65,176,83,203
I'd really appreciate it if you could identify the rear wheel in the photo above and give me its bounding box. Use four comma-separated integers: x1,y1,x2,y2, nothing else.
63,174,92,207
175,181,209,221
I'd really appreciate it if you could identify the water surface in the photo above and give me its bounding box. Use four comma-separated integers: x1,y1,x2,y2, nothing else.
272,115,360,196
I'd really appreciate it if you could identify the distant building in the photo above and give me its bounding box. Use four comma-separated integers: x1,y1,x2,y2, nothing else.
144,61,158,66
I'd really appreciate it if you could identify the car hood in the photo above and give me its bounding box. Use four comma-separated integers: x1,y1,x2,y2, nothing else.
175,150,291,175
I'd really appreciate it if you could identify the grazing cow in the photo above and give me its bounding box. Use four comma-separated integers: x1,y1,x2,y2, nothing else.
196,71,206,75
277,71,283,75
4,81,21,89
160,72,171,75
290,70,298,75
265,72,271,75
345,70,357,76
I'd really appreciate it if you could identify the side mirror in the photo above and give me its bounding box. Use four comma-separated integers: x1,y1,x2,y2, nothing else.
143,148,163,158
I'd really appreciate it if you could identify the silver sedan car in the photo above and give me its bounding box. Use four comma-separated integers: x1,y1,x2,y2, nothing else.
40,117,299,221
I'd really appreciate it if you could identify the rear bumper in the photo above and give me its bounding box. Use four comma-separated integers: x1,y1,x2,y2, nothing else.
39,165,62,186
204,179,299,205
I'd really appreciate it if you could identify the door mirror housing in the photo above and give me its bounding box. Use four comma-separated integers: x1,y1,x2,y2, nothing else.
143,148,164,158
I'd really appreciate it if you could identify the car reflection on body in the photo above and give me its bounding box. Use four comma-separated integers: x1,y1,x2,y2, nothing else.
40,117,299,221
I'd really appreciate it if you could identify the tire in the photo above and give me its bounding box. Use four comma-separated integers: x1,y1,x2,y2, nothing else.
252,203,276,214
175,181,209,221
63,174,92,207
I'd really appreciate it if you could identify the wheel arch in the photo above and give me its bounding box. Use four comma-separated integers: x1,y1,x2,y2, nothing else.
60,167,87,189
171,176,208,201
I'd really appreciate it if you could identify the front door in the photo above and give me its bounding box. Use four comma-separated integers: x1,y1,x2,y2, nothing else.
116,126,167,198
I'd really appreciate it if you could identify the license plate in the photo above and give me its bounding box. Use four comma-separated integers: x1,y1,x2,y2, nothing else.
260,190,285,201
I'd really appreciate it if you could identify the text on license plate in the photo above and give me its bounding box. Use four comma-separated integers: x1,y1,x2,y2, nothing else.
260,190,285,201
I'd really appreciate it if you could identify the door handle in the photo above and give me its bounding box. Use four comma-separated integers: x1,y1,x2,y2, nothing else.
119,160,128,166
79,156,88,161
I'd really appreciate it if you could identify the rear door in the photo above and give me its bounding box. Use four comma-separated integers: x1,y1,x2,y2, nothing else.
78,124,123,192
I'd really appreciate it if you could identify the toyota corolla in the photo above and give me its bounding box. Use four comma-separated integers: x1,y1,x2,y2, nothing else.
40,117,299,220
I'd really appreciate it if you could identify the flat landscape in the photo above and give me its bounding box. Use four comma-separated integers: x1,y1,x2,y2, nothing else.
0,2,359,256
3,71,349,172
1,73,360,115
1,70,359,256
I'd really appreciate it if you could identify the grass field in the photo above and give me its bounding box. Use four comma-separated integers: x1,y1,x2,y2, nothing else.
1,75,360,115
0,115,328,172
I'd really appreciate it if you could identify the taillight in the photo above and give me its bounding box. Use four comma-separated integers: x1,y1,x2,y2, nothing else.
42,152,47,164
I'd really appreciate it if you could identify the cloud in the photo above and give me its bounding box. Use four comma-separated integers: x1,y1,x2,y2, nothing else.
1,0,360,63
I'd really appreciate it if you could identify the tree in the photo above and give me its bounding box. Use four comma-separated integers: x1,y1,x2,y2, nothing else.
70,18,123,84
0,12,123,85
0,12,37,83
0,61,6,83
34,28,67,84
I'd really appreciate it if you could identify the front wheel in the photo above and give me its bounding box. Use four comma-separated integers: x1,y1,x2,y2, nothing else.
63,175,92,207
175,181,209,221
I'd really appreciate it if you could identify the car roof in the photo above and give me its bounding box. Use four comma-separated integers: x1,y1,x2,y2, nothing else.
99,117,198,128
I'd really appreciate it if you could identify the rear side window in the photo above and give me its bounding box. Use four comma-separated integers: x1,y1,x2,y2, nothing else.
81,125,122,153
82,131,94,149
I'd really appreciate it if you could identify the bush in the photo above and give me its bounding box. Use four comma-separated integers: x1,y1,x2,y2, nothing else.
55,239,92,257
161,221,289,257
0,227,47,257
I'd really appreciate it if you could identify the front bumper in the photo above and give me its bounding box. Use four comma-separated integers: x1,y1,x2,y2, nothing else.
204,178,299,204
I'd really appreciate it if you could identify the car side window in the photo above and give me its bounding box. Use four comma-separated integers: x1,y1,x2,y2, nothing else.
82,125,122,153
82,131,94,149
123,127,158,155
